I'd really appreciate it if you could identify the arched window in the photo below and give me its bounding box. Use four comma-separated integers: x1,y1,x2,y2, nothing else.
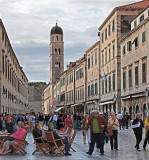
55,48,57,54
57,36,58,41
59,62,60,67
58,48,61,54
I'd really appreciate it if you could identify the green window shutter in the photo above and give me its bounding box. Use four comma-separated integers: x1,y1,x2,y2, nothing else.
123,45,125,55
142,63,146,83
113,74,115,91
123,72,126,89
127,41,131,51
134,20,137,27
105,80,107,93
102,80,104,94
135,66,138,86
109,76,111,92
142,31,146,43
129,69,132,88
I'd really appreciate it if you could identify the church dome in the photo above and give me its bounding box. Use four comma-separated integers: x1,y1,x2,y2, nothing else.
50,23,63,35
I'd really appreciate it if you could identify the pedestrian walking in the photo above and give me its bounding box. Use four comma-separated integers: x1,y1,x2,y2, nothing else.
82,114,90,144
108,112,119,150
143,115,149,150
86,110,108,156
117,112,123,130
132,113,144,151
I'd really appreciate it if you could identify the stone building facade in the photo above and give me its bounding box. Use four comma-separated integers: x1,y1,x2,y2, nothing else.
86,41,100,114
98,0,149,115
120,6,149,120
28,84,47,113
0,19,29,114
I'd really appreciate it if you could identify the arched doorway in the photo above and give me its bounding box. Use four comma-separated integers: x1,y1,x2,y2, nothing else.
143,104,147,121
129,106,132,120
124,107,126,115
136,105,139,114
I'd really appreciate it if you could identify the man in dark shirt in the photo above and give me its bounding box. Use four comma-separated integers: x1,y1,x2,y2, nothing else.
33,121,46,143
48,122,71,156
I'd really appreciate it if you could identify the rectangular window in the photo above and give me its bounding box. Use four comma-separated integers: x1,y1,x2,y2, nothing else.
78,90,79,100
91,55,93,67
123,72,126,90
105,80,107,93
88,58,90,69
113,74,115,91
72,91,73,101
2,31,4,41
105,50,107,63
82,88,84,99
102,32,104,43
88,86,90,97
102,80,104,94
135,66,138,86
142,62,146,83
2,55,4,74
91,84,94,96
140,14,144,23
127,41,131,51
102,54,104,66
113,45,115,58
109,76,111,92
134,20,137,27
133,37,138,48
109,48,111,61
76,91,77,100
112,19,115,32
108,24,111,36
95,83,98,95
129,69,132,88
142,31,146,43
95,52,97,65
105,28,107,40
123,45,126,55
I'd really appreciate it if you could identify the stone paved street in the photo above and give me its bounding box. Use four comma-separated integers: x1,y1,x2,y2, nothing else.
0,128,149,160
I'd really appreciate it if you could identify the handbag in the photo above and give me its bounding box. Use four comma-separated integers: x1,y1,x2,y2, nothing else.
107,127,113,137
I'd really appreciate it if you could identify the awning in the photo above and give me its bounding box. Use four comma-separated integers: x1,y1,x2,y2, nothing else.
99,101,115,106
121,96,131,100
55,106,64,112
132,94,144,98
86,101,93,104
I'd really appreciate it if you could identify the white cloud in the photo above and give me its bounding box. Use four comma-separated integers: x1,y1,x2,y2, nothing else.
0,0,139,82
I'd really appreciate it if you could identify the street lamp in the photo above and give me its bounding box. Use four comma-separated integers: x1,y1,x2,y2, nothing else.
113,95,117,102
144,87,149,97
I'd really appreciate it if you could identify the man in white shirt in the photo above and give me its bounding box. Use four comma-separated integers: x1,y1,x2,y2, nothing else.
117,112,123,130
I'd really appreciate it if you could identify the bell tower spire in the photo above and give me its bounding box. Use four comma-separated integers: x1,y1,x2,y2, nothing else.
49,23,64,83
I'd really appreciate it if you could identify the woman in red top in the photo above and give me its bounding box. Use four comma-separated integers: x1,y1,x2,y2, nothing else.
0,121,26,155
65,114,73,129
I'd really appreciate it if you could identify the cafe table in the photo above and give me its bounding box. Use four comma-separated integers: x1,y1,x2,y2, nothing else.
0,133,10,149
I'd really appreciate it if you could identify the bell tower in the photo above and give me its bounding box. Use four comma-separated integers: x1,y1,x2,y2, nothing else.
50,22,64,83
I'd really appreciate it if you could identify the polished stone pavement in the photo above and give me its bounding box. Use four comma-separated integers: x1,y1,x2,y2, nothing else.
0,128,149,160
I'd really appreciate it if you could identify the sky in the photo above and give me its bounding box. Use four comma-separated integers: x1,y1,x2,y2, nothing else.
0,0,138,83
